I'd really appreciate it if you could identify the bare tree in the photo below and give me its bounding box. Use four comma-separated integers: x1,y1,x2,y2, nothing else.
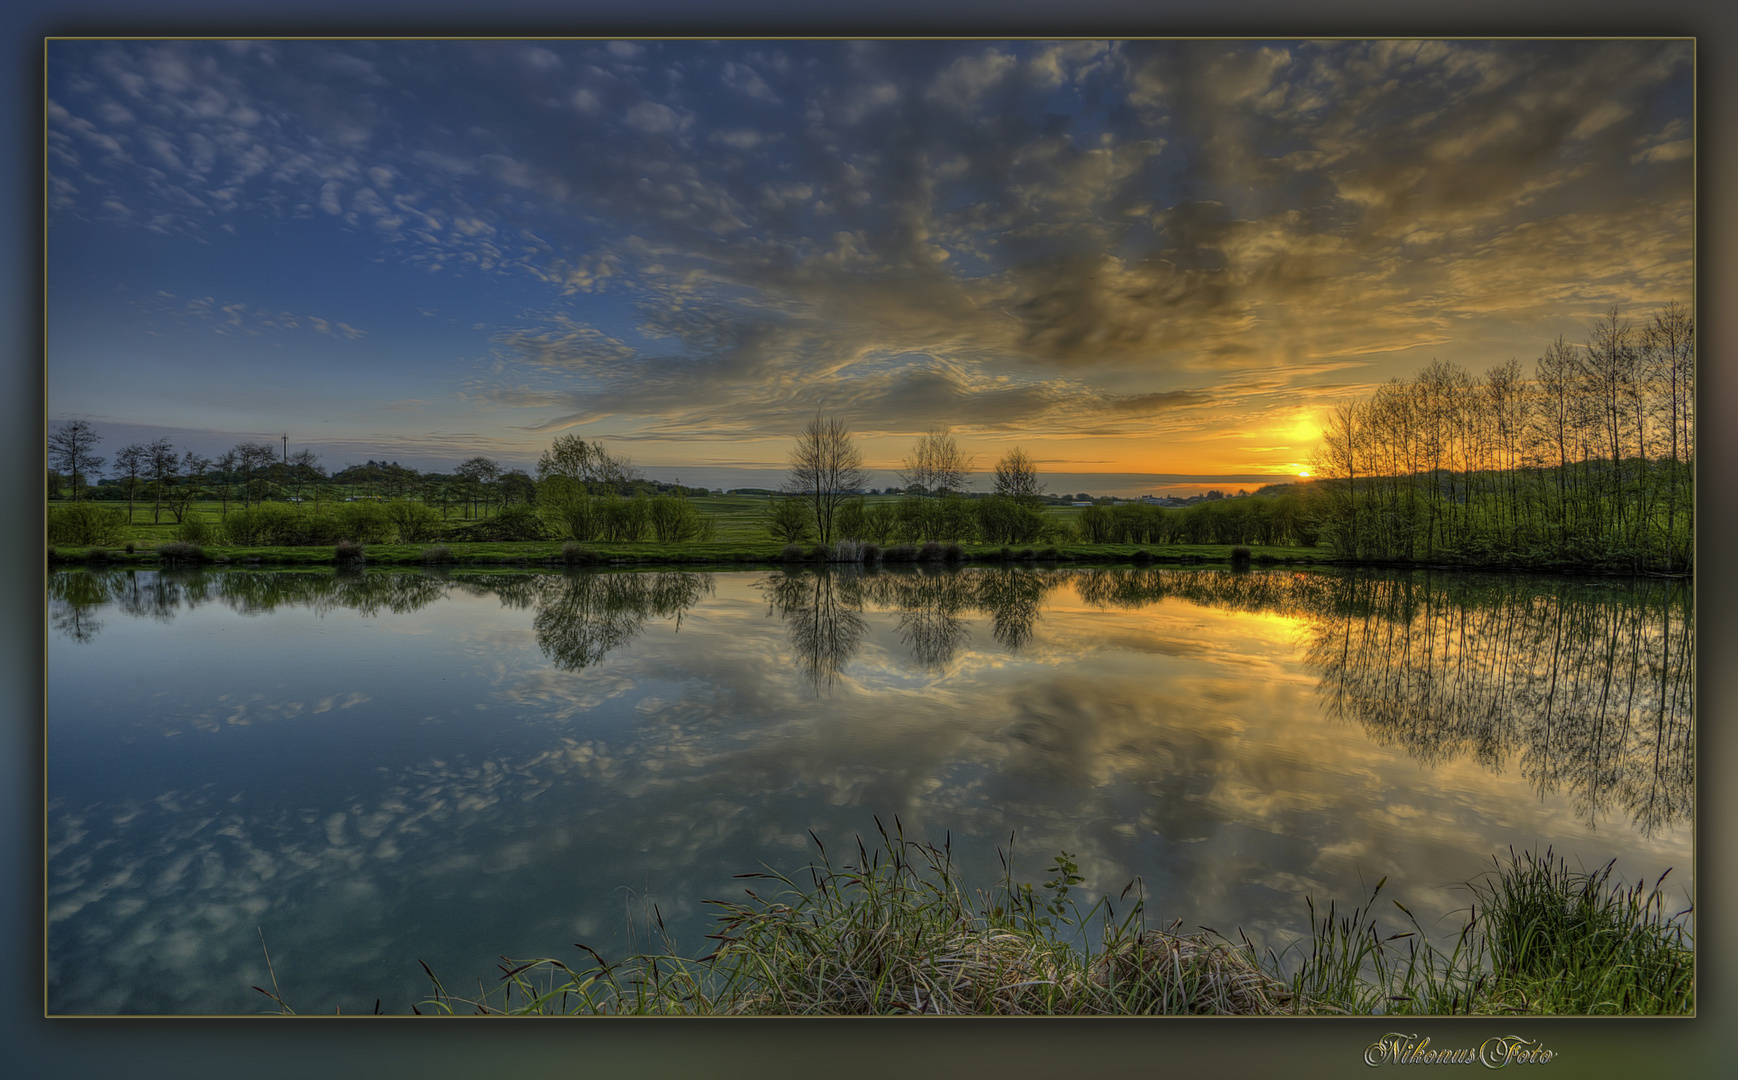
992,446,1042,503
170,451,212,523
784,412,869,544
899,427,973,496
235,442,279,508
48,420,104,501
147,438,180,523
287,448,323,505
1643,302,1694,570
112,443,149,522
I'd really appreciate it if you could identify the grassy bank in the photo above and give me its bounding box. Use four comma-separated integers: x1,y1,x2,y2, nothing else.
46,538,1335,569
394,826,1691,1017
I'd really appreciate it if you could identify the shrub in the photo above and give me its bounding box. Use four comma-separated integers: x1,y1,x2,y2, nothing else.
780,543,805,561
174,518,217,545
444,503,551,542
560,542,595,565
597,494,649,543
973,497,1035,546
810,543,831,561
1230,545,1252,567
765,498,814,544
157,540,204,564
335,539,366,564
942,543,965,563
1075,505,1113,544
333,501,397,544
48,503,127,547
860,543,882,564
1038,546,1060,561
936,497,977,543
421,544,454,564
384,500,443,544
540,480,601,542
832,498,870,543
491,503,550,541
884,544,918,562
894,495,936,544
861,502,898,544
648,496,712,543
1039,519,1076,545
222,503,300,545
919,541,943,562
124,542,135,554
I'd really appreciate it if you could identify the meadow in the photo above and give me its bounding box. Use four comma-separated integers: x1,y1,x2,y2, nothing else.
45,492,1332,568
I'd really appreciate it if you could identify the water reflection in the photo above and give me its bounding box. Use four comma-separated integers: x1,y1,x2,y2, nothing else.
531,572,714,672
48,566,1692,837
45,565,1692,1014
758,570,869,686
1062,568,1694,836
1299,575,1693,838
756,567,1066,682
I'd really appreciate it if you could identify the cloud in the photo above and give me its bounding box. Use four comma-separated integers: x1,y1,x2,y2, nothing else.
47,39,1693,462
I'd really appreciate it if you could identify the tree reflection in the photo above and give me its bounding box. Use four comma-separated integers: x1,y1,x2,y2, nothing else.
758,569,870,687
48,565,1692,835
1065,568,1693,836
759,567,1069,679
1296,574,1692,836
532,571,714,672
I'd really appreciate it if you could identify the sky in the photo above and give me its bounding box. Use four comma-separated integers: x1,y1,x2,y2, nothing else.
46,38,1695,495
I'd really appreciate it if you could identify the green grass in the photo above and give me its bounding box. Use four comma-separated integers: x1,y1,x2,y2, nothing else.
399,832,1690,1017
46,500,1335,570
49,497,1335,566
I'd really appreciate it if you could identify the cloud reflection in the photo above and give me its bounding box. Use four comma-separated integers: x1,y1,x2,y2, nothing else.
47,566,1692,1014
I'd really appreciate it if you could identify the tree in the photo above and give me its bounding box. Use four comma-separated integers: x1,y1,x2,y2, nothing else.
1643,302,1694,570
992,446,1041,504
112,444,149,523
287,449,324,505
498,469,538,506
171,451,212,523
48,420,104,501
146,438,180,524
455,456,502,519
764,497,814,543
899,427,973,496
536,434,640,493
235,443,279,507
213,448,240,516
783,412,869,545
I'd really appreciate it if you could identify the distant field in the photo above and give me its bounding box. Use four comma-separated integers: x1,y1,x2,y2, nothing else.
50,490,1265,553
48,494,1095,547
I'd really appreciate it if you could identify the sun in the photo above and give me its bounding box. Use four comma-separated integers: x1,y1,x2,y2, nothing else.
1297,470,1311,478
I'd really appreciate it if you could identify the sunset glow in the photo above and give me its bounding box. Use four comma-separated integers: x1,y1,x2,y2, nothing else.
47,39,1693,496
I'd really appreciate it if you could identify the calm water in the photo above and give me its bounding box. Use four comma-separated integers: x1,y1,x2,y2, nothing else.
45,565,1693,1014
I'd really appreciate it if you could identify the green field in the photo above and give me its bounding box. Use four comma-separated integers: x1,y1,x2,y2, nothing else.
45,494,1331,568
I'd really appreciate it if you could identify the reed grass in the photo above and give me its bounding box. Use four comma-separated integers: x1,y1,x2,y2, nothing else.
1466,846,1693,1015
405,832,1690,1017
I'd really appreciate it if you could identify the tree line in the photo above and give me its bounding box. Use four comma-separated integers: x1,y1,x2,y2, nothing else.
1311,304,1694,572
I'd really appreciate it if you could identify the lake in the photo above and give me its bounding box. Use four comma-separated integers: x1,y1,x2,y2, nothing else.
45,564,1693,1014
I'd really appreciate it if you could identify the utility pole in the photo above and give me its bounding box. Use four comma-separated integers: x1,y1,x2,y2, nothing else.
282,433,289,465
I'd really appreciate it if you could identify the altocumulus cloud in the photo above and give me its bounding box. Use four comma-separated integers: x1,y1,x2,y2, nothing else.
48,38,1691,455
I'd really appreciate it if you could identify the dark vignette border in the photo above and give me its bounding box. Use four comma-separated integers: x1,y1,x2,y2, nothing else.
6,3,1733,1079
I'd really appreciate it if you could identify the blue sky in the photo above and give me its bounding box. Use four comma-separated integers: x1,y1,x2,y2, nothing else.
47,38,1694,493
